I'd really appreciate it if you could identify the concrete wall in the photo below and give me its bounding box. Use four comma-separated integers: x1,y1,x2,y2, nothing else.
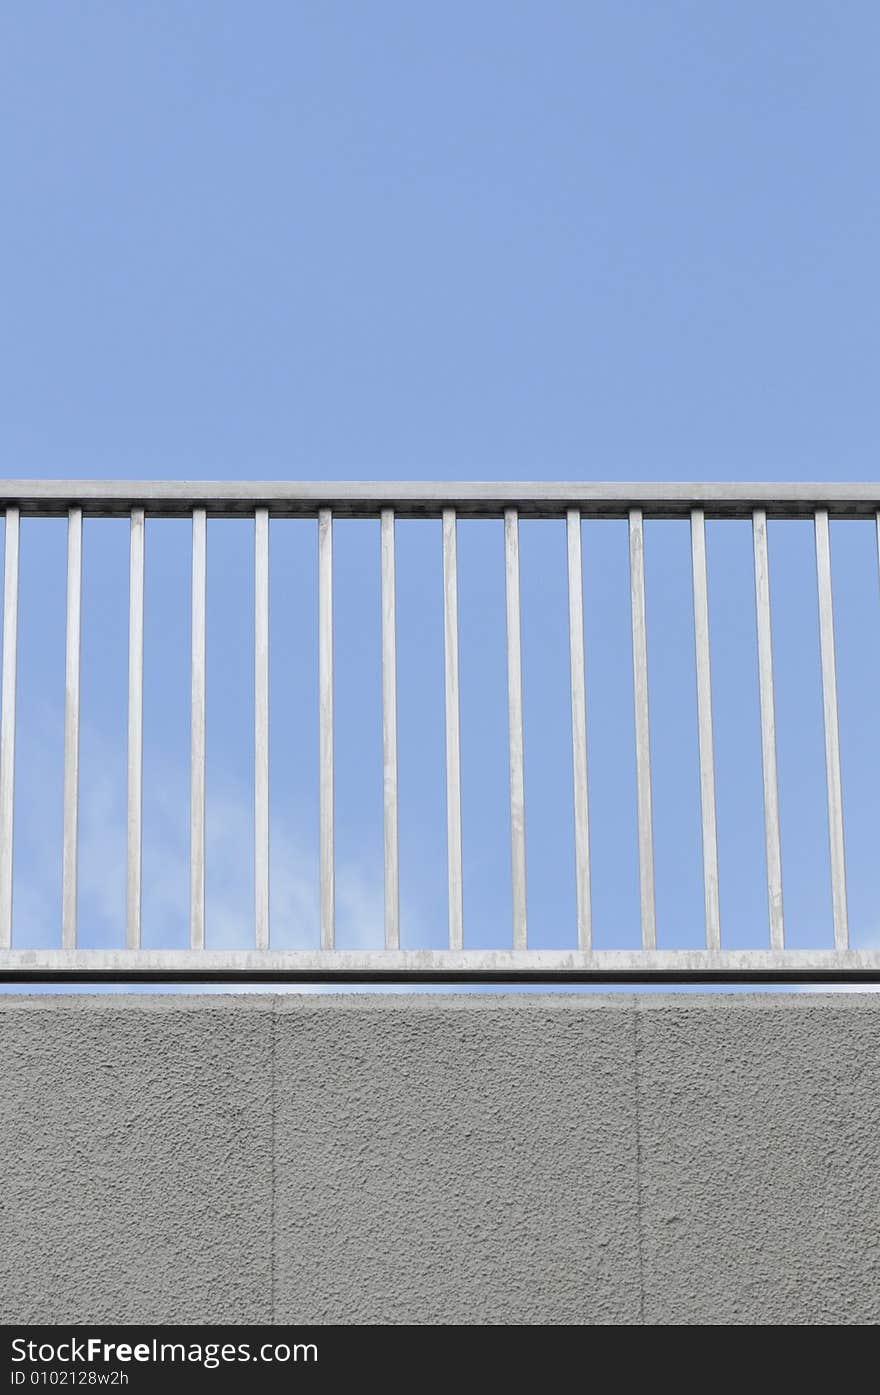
2,993,879,1325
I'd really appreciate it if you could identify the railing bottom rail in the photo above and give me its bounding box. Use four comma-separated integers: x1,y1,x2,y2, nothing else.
2,948,880,983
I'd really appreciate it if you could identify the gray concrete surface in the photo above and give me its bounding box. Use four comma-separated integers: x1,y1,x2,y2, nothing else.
2,993,879,1325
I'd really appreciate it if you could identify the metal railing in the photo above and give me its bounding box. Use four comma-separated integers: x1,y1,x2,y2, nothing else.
1,479,879,981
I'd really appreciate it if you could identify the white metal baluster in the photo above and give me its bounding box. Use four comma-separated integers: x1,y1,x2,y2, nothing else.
566,509,591,949
690,508,721,949
255,508,270,950
319,508,335,949
815,509,848,949
752,509,784,948
442,509,464,950
126,508,145,950
61,507,82,949
190,508,206,950
629,509,656,949
381,509,400,949
504,508,527,949
0,507,20,947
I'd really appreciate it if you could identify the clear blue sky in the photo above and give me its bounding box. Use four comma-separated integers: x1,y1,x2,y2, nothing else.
1,2,878,961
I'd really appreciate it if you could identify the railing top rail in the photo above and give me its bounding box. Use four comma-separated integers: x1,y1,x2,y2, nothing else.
1,479,880,519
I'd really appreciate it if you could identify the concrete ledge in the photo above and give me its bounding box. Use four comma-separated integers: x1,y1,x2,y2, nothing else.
2,994,879,1324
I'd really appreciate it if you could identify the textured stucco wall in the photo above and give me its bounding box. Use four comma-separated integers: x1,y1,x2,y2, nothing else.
2,993,879,1325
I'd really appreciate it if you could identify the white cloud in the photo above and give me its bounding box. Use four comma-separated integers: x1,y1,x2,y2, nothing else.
10,714,410,951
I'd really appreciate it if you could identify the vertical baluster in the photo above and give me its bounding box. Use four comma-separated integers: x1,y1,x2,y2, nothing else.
752,509,784,948
815,509,848,949
442,509,464,950
381,509,399,949
255,508,270,950
504,508,527,949
318,509,334,949
566,509,591,949
0,508,20,947
190,508,206,950
690,508,721,949
61,507,82,949
126,508,145,950
629,509,656,949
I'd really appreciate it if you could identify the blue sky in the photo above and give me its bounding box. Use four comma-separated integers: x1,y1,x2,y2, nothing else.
1,3,879,967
